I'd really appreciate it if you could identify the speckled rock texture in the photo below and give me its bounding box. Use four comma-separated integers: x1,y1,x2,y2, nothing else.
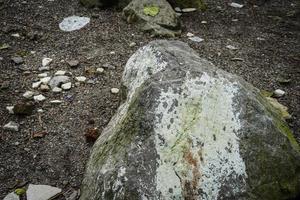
123,0,181,37
80,40,300,200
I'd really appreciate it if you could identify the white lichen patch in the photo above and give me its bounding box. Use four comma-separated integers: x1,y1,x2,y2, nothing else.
123,45,168,100
154,72,247,199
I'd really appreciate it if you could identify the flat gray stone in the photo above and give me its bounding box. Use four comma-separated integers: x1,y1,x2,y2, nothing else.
3,192,19,200
26,184,61,200
49,76,70,89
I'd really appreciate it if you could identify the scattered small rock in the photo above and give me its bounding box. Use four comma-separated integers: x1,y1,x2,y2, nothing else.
40,84,50,92
61,82,72,90
13,102,34,115
181,8,197,12
129,42,137,47
186,32,194,37
26,184,62,200
174,7,181,12
226,45,238,50
23,91,34,99
42,58,52,67
102,63,115,70
38,66,50,71
111,88,119,94
34,94,46,102
201,20,208,24
188,36,204,43
229,2,244,8
273,89,285,97
38,73,48,78
49,76,70,89
52,87,62,93
3,121,19,132
231,57,244,61
67,60,79,68
59,16,90,32
32,131,47,138
11,33,21,38
11,56,24,65
85,127,100,142
96,67,104,74
32,81,42,89
75,76,87,82
6,106,14,114
50,100,63,104
40,77,51,84
55,70,66,76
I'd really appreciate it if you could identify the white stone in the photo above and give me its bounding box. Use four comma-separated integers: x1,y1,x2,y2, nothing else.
52,87,62,93
129,42,136,47
75,76,87,82
38,73,48,78
26,184,62,200
23,91,34,99
229,2,244,8
40,77,51,84
40,84,50,91
274,89,285,97
42,58,52,67
181,8,197,12
54,70,66,76
49,76,70,89
6,106,14,114
111,88,119,94
186,32,194,37
96,68,104,73
201,20,208,24
59,16,90,32
3,121,19,132
226,45,239,50
188,36,204,42
50,100,63,104
32,81,42,89
11,33,20,38
3,192,19,200
61,82,72,90
34,94,46,102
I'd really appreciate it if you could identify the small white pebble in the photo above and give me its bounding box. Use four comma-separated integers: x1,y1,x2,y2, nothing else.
61,82,72,90
75,76,87,82
38,73,48,78
274,89,285,97
42,58,52,67
23,91,34,99
52,87,62,93
55,70,66,76
6,106,14,114
186,32,194,37
111,88,119,94
34,94,46,102
32,81,42,89
40,77,51,84
96,68,104,73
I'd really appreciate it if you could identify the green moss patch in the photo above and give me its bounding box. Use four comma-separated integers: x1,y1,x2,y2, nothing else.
143,5,160,17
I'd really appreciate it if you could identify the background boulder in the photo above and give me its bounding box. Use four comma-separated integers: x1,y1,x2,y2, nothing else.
80,40,300,200
123,0,181,37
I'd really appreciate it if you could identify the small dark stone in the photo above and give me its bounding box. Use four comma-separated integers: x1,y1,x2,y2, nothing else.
13,102,34,115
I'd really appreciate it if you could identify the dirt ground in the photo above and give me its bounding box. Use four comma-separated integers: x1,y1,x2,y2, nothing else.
0,0,299,199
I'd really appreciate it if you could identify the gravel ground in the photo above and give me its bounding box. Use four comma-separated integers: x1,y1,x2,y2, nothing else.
0,0,299,199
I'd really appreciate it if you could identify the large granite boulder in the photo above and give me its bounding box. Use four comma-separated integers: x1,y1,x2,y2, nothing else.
80,40,300,200
123,0,181,37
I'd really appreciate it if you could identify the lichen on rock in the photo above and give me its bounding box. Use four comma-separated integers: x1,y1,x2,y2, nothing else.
80,40,300,200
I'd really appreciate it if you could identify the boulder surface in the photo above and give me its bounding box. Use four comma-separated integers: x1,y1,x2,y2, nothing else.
123,0,181,37
80,40,300,200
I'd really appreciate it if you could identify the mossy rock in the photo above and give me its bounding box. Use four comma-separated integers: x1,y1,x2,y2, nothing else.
80,40,300,200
